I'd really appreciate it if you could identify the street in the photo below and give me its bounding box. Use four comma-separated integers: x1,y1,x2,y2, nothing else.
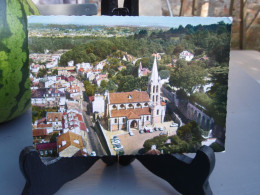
82,98,106,156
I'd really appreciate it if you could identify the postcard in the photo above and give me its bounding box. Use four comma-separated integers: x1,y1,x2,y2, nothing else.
29,16,232,157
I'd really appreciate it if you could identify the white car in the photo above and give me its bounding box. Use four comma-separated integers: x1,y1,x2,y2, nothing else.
159,127,165,131
170,123,178,127
114,145,124,151
111,140,121,145
90,151,96,156
129,131,134,136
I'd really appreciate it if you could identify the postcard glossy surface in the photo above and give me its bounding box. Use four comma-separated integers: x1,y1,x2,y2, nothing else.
29,16,231,157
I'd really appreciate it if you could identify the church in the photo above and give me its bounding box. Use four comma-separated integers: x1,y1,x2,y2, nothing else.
107,58,166,132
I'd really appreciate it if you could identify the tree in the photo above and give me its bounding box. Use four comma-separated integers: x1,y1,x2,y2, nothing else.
100,80,108,89
106,80,118,92
84,80,96,96
159,70,170,79
170,65,207,95
50,133,59,143
37,68,47,78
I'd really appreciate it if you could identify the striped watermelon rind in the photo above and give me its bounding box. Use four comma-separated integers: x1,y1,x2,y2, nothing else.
0,0,39,123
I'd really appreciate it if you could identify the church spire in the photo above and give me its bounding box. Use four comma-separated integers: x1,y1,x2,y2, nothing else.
149,57,159,84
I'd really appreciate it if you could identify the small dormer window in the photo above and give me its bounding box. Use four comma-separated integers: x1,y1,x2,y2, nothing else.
128,95,132,99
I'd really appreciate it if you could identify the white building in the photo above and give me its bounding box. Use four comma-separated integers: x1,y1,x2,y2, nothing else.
179,50,194,61
92,94,106,116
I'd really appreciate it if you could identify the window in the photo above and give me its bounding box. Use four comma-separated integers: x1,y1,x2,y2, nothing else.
73,139,79,144
40,151,43,156
62,141,66,146
144,103,148,106
137,103,141,108
156,95,158,102
120,104,125,109
157,109,159,115
146,116,149,120
45,150,48,155
153,96,154,102
123,118,125,123
115,118,117,123
128,104,133,108
112,105,117,110
156,85,159,92
153,86,155,93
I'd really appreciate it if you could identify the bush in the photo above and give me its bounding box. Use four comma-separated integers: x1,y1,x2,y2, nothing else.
210,142,225,152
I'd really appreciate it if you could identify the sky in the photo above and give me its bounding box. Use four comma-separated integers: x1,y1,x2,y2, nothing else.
28,16,232,28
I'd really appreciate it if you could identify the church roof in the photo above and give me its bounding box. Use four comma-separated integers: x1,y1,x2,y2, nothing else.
109,90,149,104
110,107,151,118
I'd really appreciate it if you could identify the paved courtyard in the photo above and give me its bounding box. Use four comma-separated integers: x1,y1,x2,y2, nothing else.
104,121,178,155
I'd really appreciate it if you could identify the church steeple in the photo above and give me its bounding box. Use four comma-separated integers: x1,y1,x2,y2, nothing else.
149,57,159,84
148,57,160,105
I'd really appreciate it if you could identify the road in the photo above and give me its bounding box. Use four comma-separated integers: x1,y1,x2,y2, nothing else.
82,99,106,156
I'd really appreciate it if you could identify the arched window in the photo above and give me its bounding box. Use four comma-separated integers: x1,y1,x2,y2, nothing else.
146,116,149,120
128,104,133,109
144,103,148,106
136,103,141,108
120,104,125,109
112,105,117,110
115,118,117,123
157,109,159,115
153,86,155,93
156,95,158,102
156,85,159,92
153,95,155,102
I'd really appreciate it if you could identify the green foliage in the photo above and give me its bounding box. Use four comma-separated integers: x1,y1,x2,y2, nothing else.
32,106,58,123
170,65,207,95
50,133,59,143
100,80,108,89
210,142,225,152
37,68,47,78
84,80,96,96
159,70,170,79
106,80,118,92
143,135,168,152
177,121,204,143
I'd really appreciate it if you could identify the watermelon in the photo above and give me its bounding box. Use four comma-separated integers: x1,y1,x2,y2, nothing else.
0,0,39,123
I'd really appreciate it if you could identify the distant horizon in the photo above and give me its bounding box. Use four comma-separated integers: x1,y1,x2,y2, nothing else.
28,16,232,28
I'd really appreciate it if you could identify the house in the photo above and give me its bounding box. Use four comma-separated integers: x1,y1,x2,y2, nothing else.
138,62,151,77
36,142,57,157
179,50,194,61
95,74,108,86
57,131,84,157
66,85,81,98
46,112,63,132
32,129,48,142
107,58,166,132
92,94,106,116
68,60,74,67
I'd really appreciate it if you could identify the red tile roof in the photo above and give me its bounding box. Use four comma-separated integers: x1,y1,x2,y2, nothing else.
80,122,87,131
161,101,166,106
37,123,52,128
33,129,47,137
109,90,149,104
110,107,151,118
36,143,57,150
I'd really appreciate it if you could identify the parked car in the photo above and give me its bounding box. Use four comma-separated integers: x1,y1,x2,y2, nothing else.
113,136,119,140
90,151,96,156
154,127,159,131
111,140,121,145
114,145,124,151
159,127,165,131
170,123,178,127
139,129,144,134
129,131,134,136
159,132,167,136
144,129,150,133
149,129,154,133
113,143,122,148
